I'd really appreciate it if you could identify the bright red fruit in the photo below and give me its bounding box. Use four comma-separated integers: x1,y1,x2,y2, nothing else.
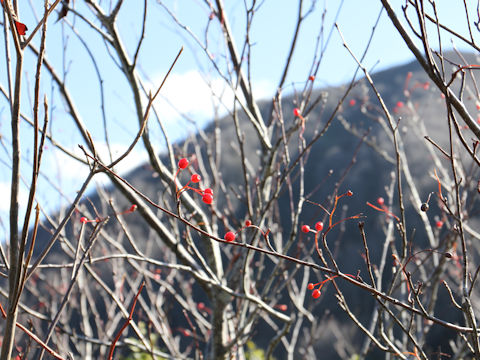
377,197,385,206
204,188,213,195
312,289,321,298
307,283,314,290
191,174,201,183
202,193,213,204
436,220,443,229
129,204,137,212
293,108,301,117
178,158,189,169
80,217,88,224
301,225,310,233
245,220,252,227
347,190,353,196
309,75,315,81
349,99,356,106
315,222,324,231
224,231,236,242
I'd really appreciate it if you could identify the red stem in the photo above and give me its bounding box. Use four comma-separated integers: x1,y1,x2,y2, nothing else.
107,281,145,360
0,303,65,359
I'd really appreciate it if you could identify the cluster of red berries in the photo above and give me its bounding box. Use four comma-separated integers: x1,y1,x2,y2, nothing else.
224,220,253,243
307,276,338,299
174,158,213,205
376,196,443,229
301,190,354,234
307,274,355,299
301,221,324,234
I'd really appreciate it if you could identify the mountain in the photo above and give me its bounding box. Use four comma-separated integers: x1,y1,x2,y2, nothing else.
17,51,480,359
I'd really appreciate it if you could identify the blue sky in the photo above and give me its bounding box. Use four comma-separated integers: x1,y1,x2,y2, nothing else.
0,0,476,240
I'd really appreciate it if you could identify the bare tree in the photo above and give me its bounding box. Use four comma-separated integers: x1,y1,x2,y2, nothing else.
1,0,480,359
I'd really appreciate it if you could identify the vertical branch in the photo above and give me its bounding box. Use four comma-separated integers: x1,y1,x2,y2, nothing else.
2,3,13,113
15,0,48,311
0,27,23,360
446,101,480,357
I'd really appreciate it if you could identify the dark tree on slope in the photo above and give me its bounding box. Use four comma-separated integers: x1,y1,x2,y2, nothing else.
1,1,480,359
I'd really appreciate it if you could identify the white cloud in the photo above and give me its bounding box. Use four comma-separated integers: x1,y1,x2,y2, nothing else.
151,71,274,124
155,71,233,121
48,142,147,186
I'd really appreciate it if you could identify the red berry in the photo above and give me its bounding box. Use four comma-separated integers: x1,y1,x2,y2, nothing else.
178,158,189,169
315,222,324,231
307,283,314,290
204,188,213,195
197,302,205,310
245,220,252,227
293,108,301,117
347,190,353,196
129,204,137,212
312,289,321,298
396,101,404,108
202,193,213,204
301,225,310,233
377,197,385,206
224,231,236,242
276,304,288,311
349,99,356,106
436,220,443,229
309,75,315,81
80,217,88,224
423,82,430,90
191,174,201,183
180,329,191,337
